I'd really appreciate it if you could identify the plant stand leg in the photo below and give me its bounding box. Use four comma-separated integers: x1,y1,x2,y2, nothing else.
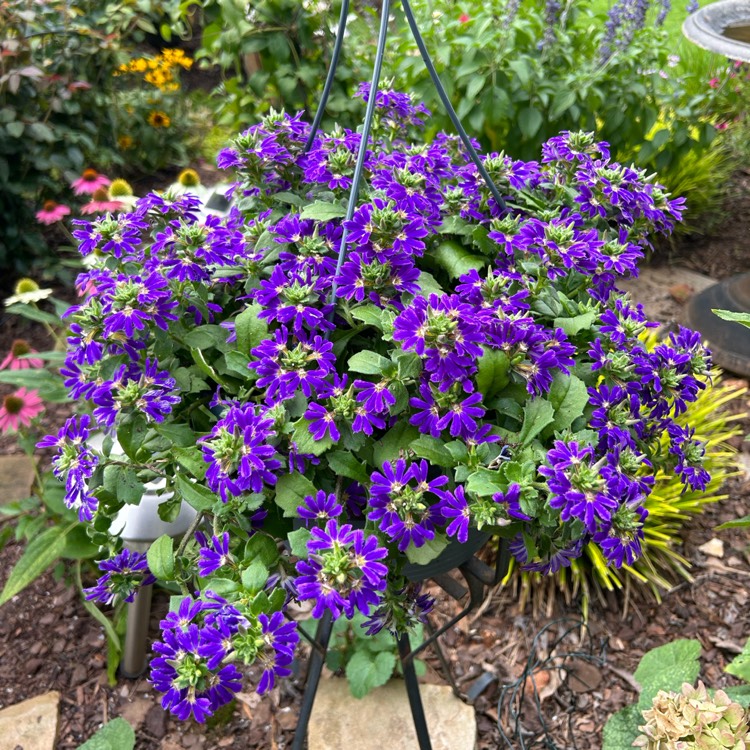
398,631,433,750
120,583,153,678
292,611,334,750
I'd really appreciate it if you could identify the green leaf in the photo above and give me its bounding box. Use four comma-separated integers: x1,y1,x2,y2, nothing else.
61,526,99,560
549,89,576,120
116,467,144,506
433,240,486,279
275,472,317,517
518,107,543,140
4,303,59,325
517,398,555,446
716,515,750,529
174,473,215,511
235,303,268,353
182,325,226,349
288,527,312,558
465,73,487,101
345,649,397,699
465,468,506,497
508,58,531,87
299,201,347,221
547,373,588,432
414,271,445,298
351,305,384,330
243,533,278,568
373,422,419,468
291,418,333,456
147,535,175,581
724,685,750,707
77,717,135,750
553,311,596,337
476,348,510,398
326,451,370,484
634,639,701,709
0,523,74,605
6,121,24,138
173,446,208,480
404,535,448,566
394,351,422,380
411,436,455,468
241,560,268,592
154,423,198,447
713,309,750,328
726,638,750,683
347,350,391,375
602,705,641,750
116,418,149,461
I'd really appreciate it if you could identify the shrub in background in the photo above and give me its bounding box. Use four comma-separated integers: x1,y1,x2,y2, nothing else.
0,0,205,279
193,0,357,131
343,0,728,229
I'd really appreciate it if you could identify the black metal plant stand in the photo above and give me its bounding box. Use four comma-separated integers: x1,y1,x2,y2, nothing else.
290,0,512,746
291,545,511,750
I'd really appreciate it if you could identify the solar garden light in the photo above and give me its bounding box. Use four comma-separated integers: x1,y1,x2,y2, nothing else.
88,433,198,677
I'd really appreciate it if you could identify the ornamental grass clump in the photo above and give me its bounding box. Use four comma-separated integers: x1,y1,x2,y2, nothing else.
40,85,712,721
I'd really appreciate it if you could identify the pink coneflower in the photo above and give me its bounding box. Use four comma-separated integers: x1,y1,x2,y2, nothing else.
35,200,71,225
0,339,44,370
0,388,44,433
72,168,111,196
708,77,721,89
80,187,124,215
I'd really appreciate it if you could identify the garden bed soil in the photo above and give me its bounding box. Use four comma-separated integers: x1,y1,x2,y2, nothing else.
0,173,749,749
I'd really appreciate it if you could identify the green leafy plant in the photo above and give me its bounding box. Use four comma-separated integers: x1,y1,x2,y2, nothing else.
193,0,356,131
316,612,425,698
76,717,135,750
603,639,750,749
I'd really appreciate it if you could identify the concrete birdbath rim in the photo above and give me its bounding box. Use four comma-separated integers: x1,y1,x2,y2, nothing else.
683,0,750,63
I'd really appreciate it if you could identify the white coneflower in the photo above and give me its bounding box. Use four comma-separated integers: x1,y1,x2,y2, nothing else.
4,278,54,306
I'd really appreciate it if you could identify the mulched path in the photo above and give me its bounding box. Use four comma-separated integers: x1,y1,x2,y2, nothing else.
0,169,749,749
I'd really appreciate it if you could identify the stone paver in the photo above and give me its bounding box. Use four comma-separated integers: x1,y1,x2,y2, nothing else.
0,454,36,505
308,679,476,750
0,691,60,750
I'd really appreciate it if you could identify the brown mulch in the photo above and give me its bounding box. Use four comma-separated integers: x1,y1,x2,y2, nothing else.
0,171,749,750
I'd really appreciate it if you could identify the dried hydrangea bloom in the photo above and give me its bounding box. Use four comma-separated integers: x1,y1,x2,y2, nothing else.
634,681,750,749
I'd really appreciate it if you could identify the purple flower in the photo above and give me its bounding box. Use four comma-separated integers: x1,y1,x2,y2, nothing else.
304,402,341,442
256,612,299,693
367,459,447,551
36,415,100,521
84,549,156,605
197,533,233,577
295,520,388,619
200,404,282,501
439,486,471,543
250,327,336,404
298,490,343,524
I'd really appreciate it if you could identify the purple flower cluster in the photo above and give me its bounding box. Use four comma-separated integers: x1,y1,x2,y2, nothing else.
150,592,299,721
200,404,282,502
296,519,388,619
60,82,713,715
36,414,99,521
84,549,156,605
367,459,448,551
